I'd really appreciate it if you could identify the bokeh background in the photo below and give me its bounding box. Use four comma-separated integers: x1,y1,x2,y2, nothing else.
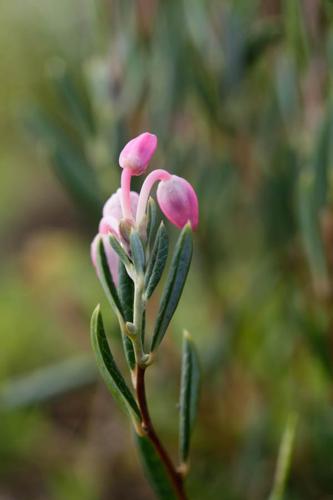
1,0,333,498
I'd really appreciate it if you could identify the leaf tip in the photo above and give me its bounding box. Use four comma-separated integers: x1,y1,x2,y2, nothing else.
183,329,192,341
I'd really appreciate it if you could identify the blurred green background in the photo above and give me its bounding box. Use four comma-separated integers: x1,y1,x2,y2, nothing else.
1,0,333,498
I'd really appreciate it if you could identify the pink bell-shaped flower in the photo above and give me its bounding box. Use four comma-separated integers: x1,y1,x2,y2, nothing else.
103,188,139,220
91,188,139,285
156,175,199,230
119,132,157,175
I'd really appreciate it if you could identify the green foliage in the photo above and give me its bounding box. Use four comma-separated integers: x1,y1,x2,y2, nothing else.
90,305,140,422
2,0,333,497
145,222,169,299
96,238,124,319
151,225,193,351
179,331,200,464
136,435,178,500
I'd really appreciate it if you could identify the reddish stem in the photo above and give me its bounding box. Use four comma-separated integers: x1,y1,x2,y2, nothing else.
136,365,187,500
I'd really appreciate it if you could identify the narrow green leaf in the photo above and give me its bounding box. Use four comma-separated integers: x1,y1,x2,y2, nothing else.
130,231,145,274
96,238,124,318
135,434,178,500
269,413,298,500
90,306,140,421
145,222,169,299
298,171,329,293
118,262,136,370
151,225,193,351
109,234,131,269
147,197,158,248
179,331,200,464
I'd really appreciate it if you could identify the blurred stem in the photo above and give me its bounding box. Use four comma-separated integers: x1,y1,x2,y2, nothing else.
136,365,187,500
269,412,298,500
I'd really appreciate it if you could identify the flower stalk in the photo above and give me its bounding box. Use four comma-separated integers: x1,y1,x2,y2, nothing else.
90,132,200,499
136,364,188,500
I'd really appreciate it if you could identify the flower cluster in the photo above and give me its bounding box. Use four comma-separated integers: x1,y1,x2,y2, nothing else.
90,133,200,499
91,132,199,281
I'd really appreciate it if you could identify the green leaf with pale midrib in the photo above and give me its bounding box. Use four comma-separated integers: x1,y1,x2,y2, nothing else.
151,225,193,351
147,197,158,250
130,231,145,274
90,305,140,421
145,222,169,299
96,239,124,318
109,234,131,269
135,434,179,500
118,262,136,370
179,331,200,463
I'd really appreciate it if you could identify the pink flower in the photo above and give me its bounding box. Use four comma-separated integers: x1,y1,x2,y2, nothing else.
119,132,157,176
91,189,139,284
156,175,199,229
92,132,199,285
103,188,139,220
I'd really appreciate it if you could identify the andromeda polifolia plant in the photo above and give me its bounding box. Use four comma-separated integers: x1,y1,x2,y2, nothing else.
90,132,200,499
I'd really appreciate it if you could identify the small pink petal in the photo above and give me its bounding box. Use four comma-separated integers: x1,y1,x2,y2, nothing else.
156,175,199,230
119,132,157,176
99,216,119,236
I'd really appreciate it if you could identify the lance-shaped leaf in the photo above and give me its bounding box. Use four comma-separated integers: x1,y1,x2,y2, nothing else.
130,231,145,274
269,412,298,500
96,239,124,319
135,434,178,500
179,331,200,464
90,305,140,422
109,234,131,269
118,262,136,370
298,171,329,293
151,225,193,351
147,197,158,248
145,222,169,299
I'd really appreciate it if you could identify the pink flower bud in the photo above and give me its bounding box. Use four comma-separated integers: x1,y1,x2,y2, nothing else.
119,132,157,175
91,234,119,285
156,175,199,230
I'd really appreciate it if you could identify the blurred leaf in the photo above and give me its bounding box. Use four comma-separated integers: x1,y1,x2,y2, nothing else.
283,0,309,68
90,305,140,422
312,104,333,208
298,171,329,293
151,225,193,351
145,222,169,299
135,434,178,500
269,413,298,500
51,66,96,137
26,108,102,221
179,330,200,464
245,21,282,67
0,356,97,410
